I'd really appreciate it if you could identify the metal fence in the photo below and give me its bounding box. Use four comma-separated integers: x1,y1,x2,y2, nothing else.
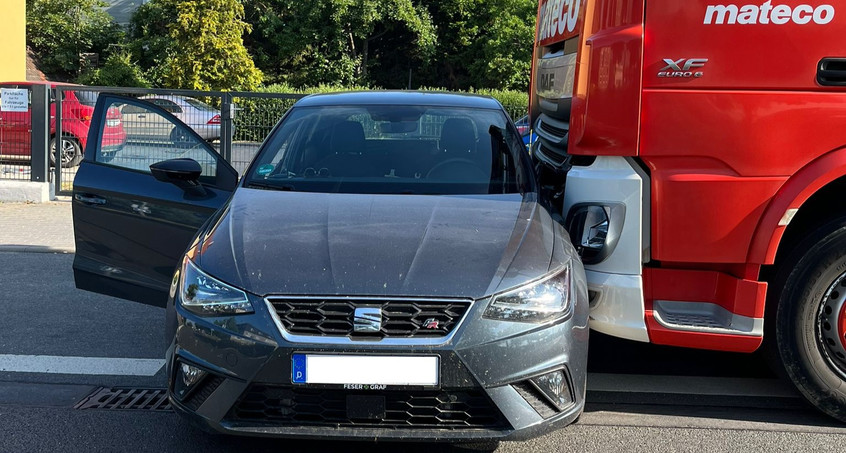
0,84,527,197
0,84,36,181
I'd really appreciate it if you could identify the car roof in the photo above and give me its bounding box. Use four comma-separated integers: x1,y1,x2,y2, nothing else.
294,91,503,110
140,94,189,103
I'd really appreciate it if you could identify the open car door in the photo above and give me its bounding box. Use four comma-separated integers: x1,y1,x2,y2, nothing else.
72,95,238,307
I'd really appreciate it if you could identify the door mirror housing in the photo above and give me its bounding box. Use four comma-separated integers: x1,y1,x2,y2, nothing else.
150,158,206,195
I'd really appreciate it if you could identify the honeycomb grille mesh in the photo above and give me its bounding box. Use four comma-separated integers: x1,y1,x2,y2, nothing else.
227,385,508,429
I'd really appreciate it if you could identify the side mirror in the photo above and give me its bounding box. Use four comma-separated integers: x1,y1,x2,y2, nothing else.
565,203,626,265
150,158,206,196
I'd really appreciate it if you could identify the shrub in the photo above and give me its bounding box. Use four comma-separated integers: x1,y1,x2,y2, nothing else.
76,52,150,88
232,84,529,142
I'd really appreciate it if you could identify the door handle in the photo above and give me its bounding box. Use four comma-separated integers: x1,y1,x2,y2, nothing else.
74,194,106,205
137,114,147,119
817,58,846,86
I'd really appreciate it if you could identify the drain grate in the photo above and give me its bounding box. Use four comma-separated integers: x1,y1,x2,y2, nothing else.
75,387,172,411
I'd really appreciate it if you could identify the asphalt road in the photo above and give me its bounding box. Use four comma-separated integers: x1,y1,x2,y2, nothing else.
2,251,845,452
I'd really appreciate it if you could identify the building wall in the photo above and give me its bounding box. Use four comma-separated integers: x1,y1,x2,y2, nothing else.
0,0,26,82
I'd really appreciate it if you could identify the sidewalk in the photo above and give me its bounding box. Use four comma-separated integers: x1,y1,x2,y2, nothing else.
0,200,74,253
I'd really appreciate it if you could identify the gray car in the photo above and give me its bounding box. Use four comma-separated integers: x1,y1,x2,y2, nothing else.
121,95,221,142
71,91,589,444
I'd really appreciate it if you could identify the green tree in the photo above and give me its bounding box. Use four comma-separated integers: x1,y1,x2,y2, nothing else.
419,0,536,91
26,0,124,80
244,0,436,87
129,0,263,91
76,52,150,87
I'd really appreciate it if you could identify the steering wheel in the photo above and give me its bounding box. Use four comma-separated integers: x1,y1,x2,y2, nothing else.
426,158,488,181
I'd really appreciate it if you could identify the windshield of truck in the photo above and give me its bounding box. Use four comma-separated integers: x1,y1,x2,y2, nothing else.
245,105,533,195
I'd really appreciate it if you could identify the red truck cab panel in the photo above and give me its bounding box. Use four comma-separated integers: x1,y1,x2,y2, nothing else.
568,0,644,157
639,1,846,264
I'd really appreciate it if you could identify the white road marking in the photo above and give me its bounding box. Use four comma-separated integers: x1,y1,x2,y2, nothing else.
587,373,799,398
0,355,165,376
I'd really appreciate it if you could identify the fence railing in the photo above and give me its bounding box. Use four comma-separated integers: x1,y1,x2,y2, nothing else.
0,84,527,196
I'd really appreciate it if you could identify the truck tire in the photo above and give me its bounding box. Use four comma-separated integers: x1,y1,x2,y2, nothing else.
771,217,846,422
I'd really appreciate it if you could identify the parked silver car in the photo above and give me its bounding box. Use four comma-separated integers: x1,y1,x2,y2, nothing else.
121,95,221,142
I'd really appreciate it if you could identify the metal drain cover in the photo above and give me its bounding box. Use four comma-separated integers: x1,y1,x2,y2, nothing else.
75,387,171,411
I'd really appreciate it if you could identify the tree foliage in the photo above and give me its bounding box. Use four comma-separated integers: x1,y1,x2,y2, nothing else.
244,0,436,87
241,0,534,90
76,52,150,87
418,0,537,91
128,0,263,91
26,0,124,80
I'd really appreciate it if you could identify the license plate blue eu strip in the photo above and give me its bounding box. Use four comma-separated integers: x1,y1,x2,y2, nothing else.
292,354,306,383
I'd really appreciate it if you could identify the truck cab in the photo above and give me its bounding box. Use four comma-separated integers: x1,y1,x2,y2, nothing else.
530,0,846,422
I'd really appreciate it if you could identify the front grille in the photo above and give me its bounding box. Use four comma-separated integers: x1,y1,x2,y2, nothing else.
539,119,568,139
267,297,471,339
227,385,508,429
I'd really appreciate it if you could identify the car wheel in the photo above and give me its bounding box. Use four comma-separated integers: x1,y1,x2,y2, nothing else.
49,136,83,168
771,217,846,422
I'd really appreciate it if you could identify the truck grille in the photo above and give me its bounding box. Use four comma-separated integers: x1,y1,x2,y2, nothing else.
267,297,471,339
227,385,508,429
539,119,568,139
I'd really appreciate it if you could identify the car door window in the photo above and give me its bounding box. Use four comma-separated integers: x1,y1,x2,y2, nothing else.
98,100,217,181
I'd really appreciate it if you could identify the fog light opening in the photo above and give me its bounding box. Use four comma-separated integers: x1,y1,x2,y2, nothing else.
529,369,573,411
174,361,208,401
181,363,207,387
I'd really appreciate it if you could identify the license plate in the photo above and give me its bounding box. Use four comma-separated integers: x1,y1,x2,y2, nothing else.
106,119,120,127
292,354,439,386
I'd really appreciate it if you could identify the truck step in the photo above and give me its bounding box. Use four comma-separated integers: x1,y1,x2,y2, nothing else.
652,300,763,336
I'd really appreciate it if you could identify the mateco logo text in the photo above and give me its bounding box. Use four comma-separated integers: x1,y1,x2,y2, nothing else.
537,0,582,42
704,2,835,24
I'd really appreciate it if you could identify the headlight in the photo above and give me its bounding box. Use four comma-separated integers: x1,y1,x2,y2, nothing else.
180,257,253,316
484,266,571,323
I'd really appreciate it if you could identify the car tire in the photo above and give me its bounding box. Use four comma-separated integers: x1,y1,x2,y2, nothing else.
49,136,83,168
770,216,846,422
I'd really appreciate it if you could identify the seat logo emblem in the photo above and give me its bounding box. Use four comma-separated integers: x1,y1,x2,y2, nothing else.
353,307,382,333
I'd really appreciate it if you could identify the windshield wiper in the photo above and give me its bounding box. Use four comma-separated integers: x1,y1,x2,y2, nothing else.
246,181,296,191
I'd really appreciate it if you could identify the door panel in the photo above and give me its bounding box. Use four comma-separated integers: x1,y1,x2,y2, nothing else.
73,95,237,307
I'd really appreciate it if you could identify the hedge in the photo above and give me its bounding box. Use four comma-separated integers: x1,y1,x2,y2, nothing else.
232,84,528,142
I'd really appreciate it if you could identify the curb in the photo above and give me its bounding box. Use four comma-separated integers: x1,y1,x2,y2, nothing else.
0,245,75,254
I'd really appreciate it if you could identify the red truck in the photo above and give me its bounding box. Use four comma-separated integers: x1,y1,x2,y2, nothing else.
530,0,846,421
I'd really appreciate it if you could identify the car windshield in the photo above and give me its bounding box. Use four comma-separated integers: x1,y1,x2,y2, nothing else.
245,105,532,195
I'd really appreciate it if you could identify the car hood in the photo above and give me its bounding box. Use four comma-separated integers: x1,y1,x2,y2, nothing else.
193,188,564,299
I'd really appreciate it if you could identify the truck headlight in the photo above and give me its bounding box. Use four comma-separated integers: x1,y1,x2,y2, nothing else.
180,257,253,316
484,266,571,323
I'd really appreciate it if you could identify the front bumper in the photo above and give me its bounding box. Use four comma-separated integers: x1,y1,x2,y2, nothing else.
164,292,589,441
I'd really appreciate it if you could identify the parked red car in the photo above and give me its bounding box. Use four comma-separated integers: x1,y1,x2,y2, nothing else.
0,82,126,167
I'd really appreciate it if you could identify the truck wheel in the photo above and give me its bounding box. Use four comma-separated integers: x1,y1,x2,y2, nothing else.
772,217,846,422
49,136,83,168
